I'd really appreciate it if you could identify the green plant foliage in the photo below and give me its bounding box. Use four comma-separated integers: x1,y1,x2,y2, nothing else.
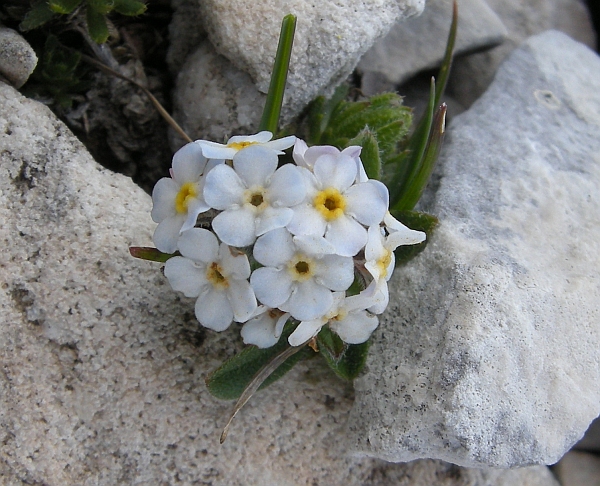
316,327,370,381
25,34,90,108
206,321,314,400
20,1,57,31
86,5,109,43
348,128,381,180
112,0,147,16
391,210,439,266
49,0,82,14
129,247,178,263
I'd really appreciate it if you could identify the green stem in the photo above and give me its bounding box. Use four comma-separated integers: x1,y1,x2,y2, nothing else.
258,14,297,133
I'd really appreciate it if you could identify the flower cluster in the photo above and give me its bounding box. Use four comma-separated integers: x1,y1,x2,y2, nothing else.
151,131,426,348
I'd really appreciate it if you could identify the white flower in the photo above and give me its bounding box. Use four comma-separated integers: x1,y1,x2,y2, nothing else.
364,212,426,314
288,291,379,346
287,148,388,257
240,307,290,348
164,228,257,331
151,142,222,253
203,145,306,247
250,228,354,321
197,131,296,160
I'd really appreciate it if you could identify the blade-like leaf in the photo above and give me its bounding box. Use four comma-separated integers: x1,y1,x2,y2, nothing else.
259,14,296,134
307,85,348,144
113,0,146,15
49,0,82,14
435,0,458,107
348,128,381,180
317,327,370,381
393,103,447,211
206,321,313,401
129,247,178,263
391,210,439,266
86,7,109,43
20,1,56,31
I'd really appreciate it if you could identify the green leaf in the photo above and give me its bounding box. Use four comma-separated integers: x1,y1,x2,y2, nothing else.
391,210,439,266
49,0,82,14
348,128,381,180
86,6,109,43
87,0,115,15
206,321,313,400
317,327,370,381
129,247,178,263
306,85,348,145
259,14,296,134
20,1,56,31
435,0,458,107
113,0,146,16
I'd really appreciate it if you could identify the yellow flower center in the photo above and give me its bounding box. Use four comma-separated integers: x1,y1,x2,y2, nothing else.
377,249,393,280
244,188,268,211
206,262,229,289
175,182,198,214
314,188,346,221
288,254,315,282
227,141,256,151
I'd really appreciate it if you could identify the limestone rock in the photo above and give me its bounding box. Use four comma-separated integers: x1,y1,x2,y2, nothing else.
358,0,507,93
171,40,265,149
448,0,597,107
197,0,425,119
0,26,37,88
167,0,206,73
347,31,600,468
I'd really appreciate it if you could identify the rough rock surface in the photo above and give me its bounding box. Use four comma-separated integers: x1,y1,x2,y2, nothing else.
358,0,507,93
448,0,597,107
196,0,425,119
171,40,265,149
347,30,600,468
0,26,37,88
0,80,561,485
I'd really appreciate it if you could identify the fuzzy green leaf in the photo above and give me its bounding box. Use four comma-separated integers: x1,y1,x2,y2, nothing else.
20,1,56,31
88,0,115,15
129,247,178,263
112,0,146,15
48,0,82,14
391,210,439,266
86,7,109,43
206,322,313,400
307,85,348,145
348,129,381,180
317,327,370,381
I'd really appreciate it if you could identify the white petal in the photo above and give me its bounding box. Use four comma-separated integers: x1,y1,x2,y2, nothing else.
151,178,179,222
385,213,427,248
268,164,307,207
164,256,207,297
302,145,340,171
181,197,210,233
195,287,233,331
197,140,236,160
264,134,296,152
171,143,207,184
292,138,309,168
345,181,387,226
274,312,289,338
250,267,293,308
365,225,387,262
344,291,378,313
203,164,246,210
283,280,333,321
325,216,367,257
227,279,257,322
288,319,325,346
313,153,357,192
315,254,354,291
218,243,251,279
367,281,389,315
153,214,186,253
177,228,219,263
233,145,278,188
241,313,280,348
228,131,272,144
330,311,379,344
253,227,295,267
292,234,335,257
286,205,326,236
255,206,293,236
212,208,257,247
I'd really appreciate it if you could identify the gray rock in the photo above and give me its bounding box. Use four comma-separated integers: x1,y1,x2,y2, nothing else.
167,0,206,73
358,0,508,93
171,40,265,149
448,0,597,107
197,0,425,120
0,26,38,88
1,79,557,485
554,451,600,486
347,30,600,468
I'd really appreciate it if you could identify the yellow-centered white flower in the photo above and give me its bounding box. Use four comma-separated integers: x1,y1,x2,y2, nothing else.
197,131,296,160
